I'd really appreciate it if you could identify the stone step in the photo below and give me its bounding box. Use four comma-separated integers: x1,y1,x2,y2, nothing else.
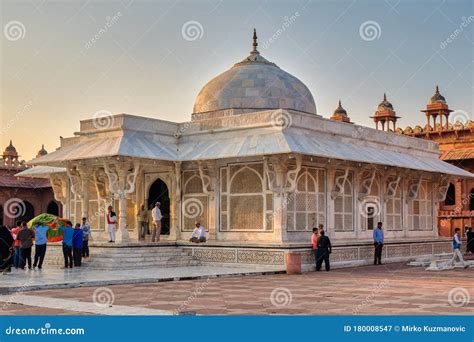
41,246,201,269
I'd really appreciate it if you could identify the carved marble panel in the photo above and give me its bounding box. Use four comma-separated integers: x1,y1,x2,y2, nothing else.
331,247,358,262
411,244,433,256
386,245,410,258
237,250,285,265
433,242,452,254
193,248,237,263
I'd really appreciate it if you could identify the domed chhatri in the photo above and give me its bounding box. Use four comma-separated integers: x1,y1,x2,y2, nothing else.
330,100,351,123
36,144,48,158
377,93,394,111
193,29,316,115
371,93,400,131
430,85,446,104
3,140,18,156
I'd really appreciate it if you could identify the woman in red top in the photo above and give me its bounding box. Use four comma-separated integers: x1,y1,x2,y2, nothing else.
10,221,22,269
311,227,319,270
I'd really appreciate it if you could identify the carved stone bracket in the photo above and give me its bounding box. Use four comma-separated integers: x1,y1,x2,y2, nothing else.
358,168,377,200
433,176,451,203
49,173,68,204
94,167,110,200
384,175,402,202
331,169,350,200
103,160,140,200
406,174,423,203
67,165,83,199
264,154,302,195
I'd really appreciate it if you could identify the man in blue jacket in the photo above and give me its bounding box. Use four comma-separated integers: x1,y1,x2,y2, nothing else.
33,224,49,270
72,223,83,267
373,222,384,265
59,221,74,269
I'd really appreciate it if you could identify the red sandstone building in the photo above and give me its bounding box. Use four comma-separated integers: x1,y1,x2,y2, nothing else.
369,87,473,237
0,141,59,227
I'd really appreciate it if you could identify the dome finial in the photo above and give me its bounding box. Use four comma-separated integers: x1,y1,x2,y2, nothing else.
435,85,439,94
338,99,342,107
252,28,258,54
383,93,387,102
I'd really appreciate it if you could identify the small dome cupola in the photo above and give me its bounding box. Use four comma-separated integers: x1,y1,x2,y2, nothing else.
330,100,351,123
3,140,18,157
377,93,394,111
372,93,400,132
429,85,446,104
36,144,48,158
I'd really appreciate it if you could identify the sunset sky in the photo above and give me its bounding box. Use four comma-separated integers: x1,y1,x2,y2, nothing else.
1,0,472,160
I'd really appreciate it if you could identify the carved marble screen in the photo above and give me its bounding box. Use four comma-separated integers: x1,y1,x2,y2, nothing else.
334,170,354,231
408,180,432,231
182,171,209,231
287,167,326,231
220,162,273,231
385,176,403,231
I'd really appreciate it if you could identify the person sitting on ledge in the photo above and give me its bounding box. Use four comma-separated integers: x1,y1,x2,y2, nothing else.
189,222,206,243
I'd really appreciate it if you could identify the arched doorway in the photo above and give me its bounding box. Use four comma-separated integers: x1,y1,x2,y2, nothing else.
444,183,456,206
46,201,59,216
147,178,170,235
470,189,474,211
18,201,35,223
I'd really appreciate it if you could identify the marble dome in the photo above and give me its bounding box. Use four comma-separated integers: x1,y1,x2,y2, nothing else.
193,30,316,115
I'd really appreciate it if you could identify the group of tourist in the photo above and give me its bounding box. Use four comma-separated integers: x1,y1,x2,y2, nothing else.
135,202,163,242
135,202,207,243
310,221,473,271
0,217,91,274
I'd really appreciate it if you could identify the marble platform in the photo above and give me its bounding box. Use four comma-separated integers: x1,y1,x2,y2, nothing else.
0,265,285,294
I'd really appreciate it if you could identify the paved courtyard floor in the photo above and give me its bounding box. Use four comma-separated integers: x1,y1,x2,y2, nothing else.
0,263,472,315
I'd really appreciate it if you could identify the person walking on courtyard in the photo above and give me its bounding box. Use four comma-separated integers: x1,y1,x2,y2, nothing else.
311,227,319,270
60,221,74,269
151,202,162,242
466,227,474,254
11,221,22,269
373,222,384,265
0,225,14,274
450,228,468,268
17,222,34,270
81,217,90,258
33,223,49,270
72,223,83,267
189,222,206,243
107,205,117,243
137,204,148,241
316,229,332,271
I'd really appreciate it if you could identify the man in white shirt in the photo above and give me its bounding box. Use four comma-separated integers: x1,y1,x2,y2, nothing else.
189,222,206,243
151,202,163,242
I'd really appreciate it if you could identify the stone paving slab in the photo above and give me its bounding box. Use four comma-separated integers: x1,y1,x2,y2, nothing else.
1,263,472,316
0,265,285,294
